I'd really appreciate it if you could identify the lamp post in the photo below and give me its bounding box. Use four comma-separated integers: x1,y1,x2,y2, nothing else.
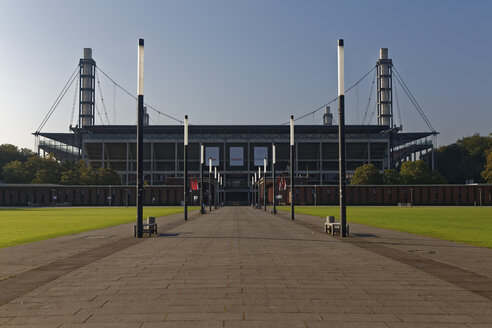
219,175,223,206
258,167,261,208
290,115,295,220
214,167,217,209
250,176,255,205
136,38,144,238
314,185,317,206
254,172,257,208
272,143,276,214
264,157,267,211
338,39,347,237
184,115,189,220
209,157,212,212
217,172,221,207
200,144,204,214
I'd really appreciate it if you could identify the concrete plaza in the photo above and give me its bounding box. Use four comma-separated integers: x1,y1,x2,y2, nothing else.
1,207,492,327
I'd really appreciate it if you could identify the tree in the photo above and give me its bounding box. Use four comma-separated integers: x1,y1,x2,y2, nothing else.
456,134,492,183
350,164,382,185
95,167,121,185
60,169,80,185
482,149,492,183
2,153,61,184
1,149,121,185
1,160,31,183
60,161,121,185
0,144,35,180
383,169,400,185
430,133,492,183
434,144,466,183
79,165,96,185
25,155,61,184
399,160,433,184
0,144,23,167
430,170,448,184
32,168,61,184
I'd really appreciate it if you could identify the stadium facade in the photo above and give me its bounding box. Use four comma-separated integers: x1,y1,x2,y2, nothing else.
33,47,437,205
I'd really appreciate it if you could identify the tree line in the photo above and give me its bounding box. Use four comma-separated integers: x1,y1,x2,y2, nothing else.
433,133,492,184
351,133,492,185
0,144,120,185
350,161,447,185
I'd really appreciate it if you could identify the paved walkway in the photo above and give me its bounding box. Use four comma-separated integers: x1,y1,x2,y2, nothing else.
1,207,492,327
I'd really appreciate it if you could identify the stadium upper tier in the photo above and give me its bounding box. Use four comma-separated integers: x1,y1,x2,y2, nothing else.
35,124,435,187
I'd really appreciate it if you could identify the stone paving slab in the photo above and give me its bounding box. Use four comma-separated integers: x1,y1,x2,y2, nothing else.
277,208,492,279
1,206,492,327
0,209,200,281
276,209,492,304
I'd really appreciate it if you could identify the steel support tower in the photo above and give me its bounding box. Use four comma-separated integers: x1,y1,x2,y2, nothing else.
376,48,393,127
79,48,95,127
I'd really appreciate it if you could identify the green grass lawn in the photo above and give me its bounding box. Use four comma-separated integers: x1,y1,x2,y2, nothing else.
278,206,492,248
0,207,197,248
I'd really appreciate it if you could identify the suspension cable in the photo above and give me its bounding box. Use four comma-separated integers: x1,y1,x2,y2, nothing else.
362,69,376,125
69,75,79,127
355,83,360,124
95,66,183,124
393,75,402,128
281,66,376,125
36,65,79,133
95,70,111,125
95,102,106,125
113,83,116,124
392,65,436,133
368,98,377,124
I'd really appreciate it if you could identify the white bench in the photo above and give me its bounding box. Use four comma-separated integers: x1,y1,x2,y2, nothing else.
324,216,349,236
133,217,158,237
398,202,412,207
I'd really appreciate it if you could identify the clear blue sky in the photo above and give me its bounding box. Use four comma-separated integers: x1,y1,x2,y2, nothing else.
1,0,491,150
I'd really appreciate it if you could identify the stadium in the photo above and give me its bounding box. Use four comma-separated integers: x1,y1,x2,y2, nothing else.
2,47,475,207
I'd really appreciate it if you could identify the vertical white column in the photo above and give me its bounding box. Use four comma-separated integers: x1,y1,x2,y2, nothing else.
338,38,347,237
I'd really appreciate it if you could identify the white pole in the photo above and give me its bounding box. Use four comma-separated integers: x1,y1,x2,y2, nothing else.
290,114,295,220
184,116,189,146
136,38,145,237
263,157,267,211
290,116,294,146
338,38,347,237
138,40,144,96
338,40,344,97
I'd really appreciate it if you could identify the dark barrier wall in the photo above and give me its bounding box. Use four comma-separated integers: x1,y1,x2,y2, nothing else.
0,185,186,207
268,184,492,206
0,184,491,206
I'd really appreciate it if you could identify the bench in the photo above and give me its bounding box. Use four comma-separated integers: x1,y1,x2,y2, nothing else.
324,216,349,236
398,202,412,207
133,217,158,237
